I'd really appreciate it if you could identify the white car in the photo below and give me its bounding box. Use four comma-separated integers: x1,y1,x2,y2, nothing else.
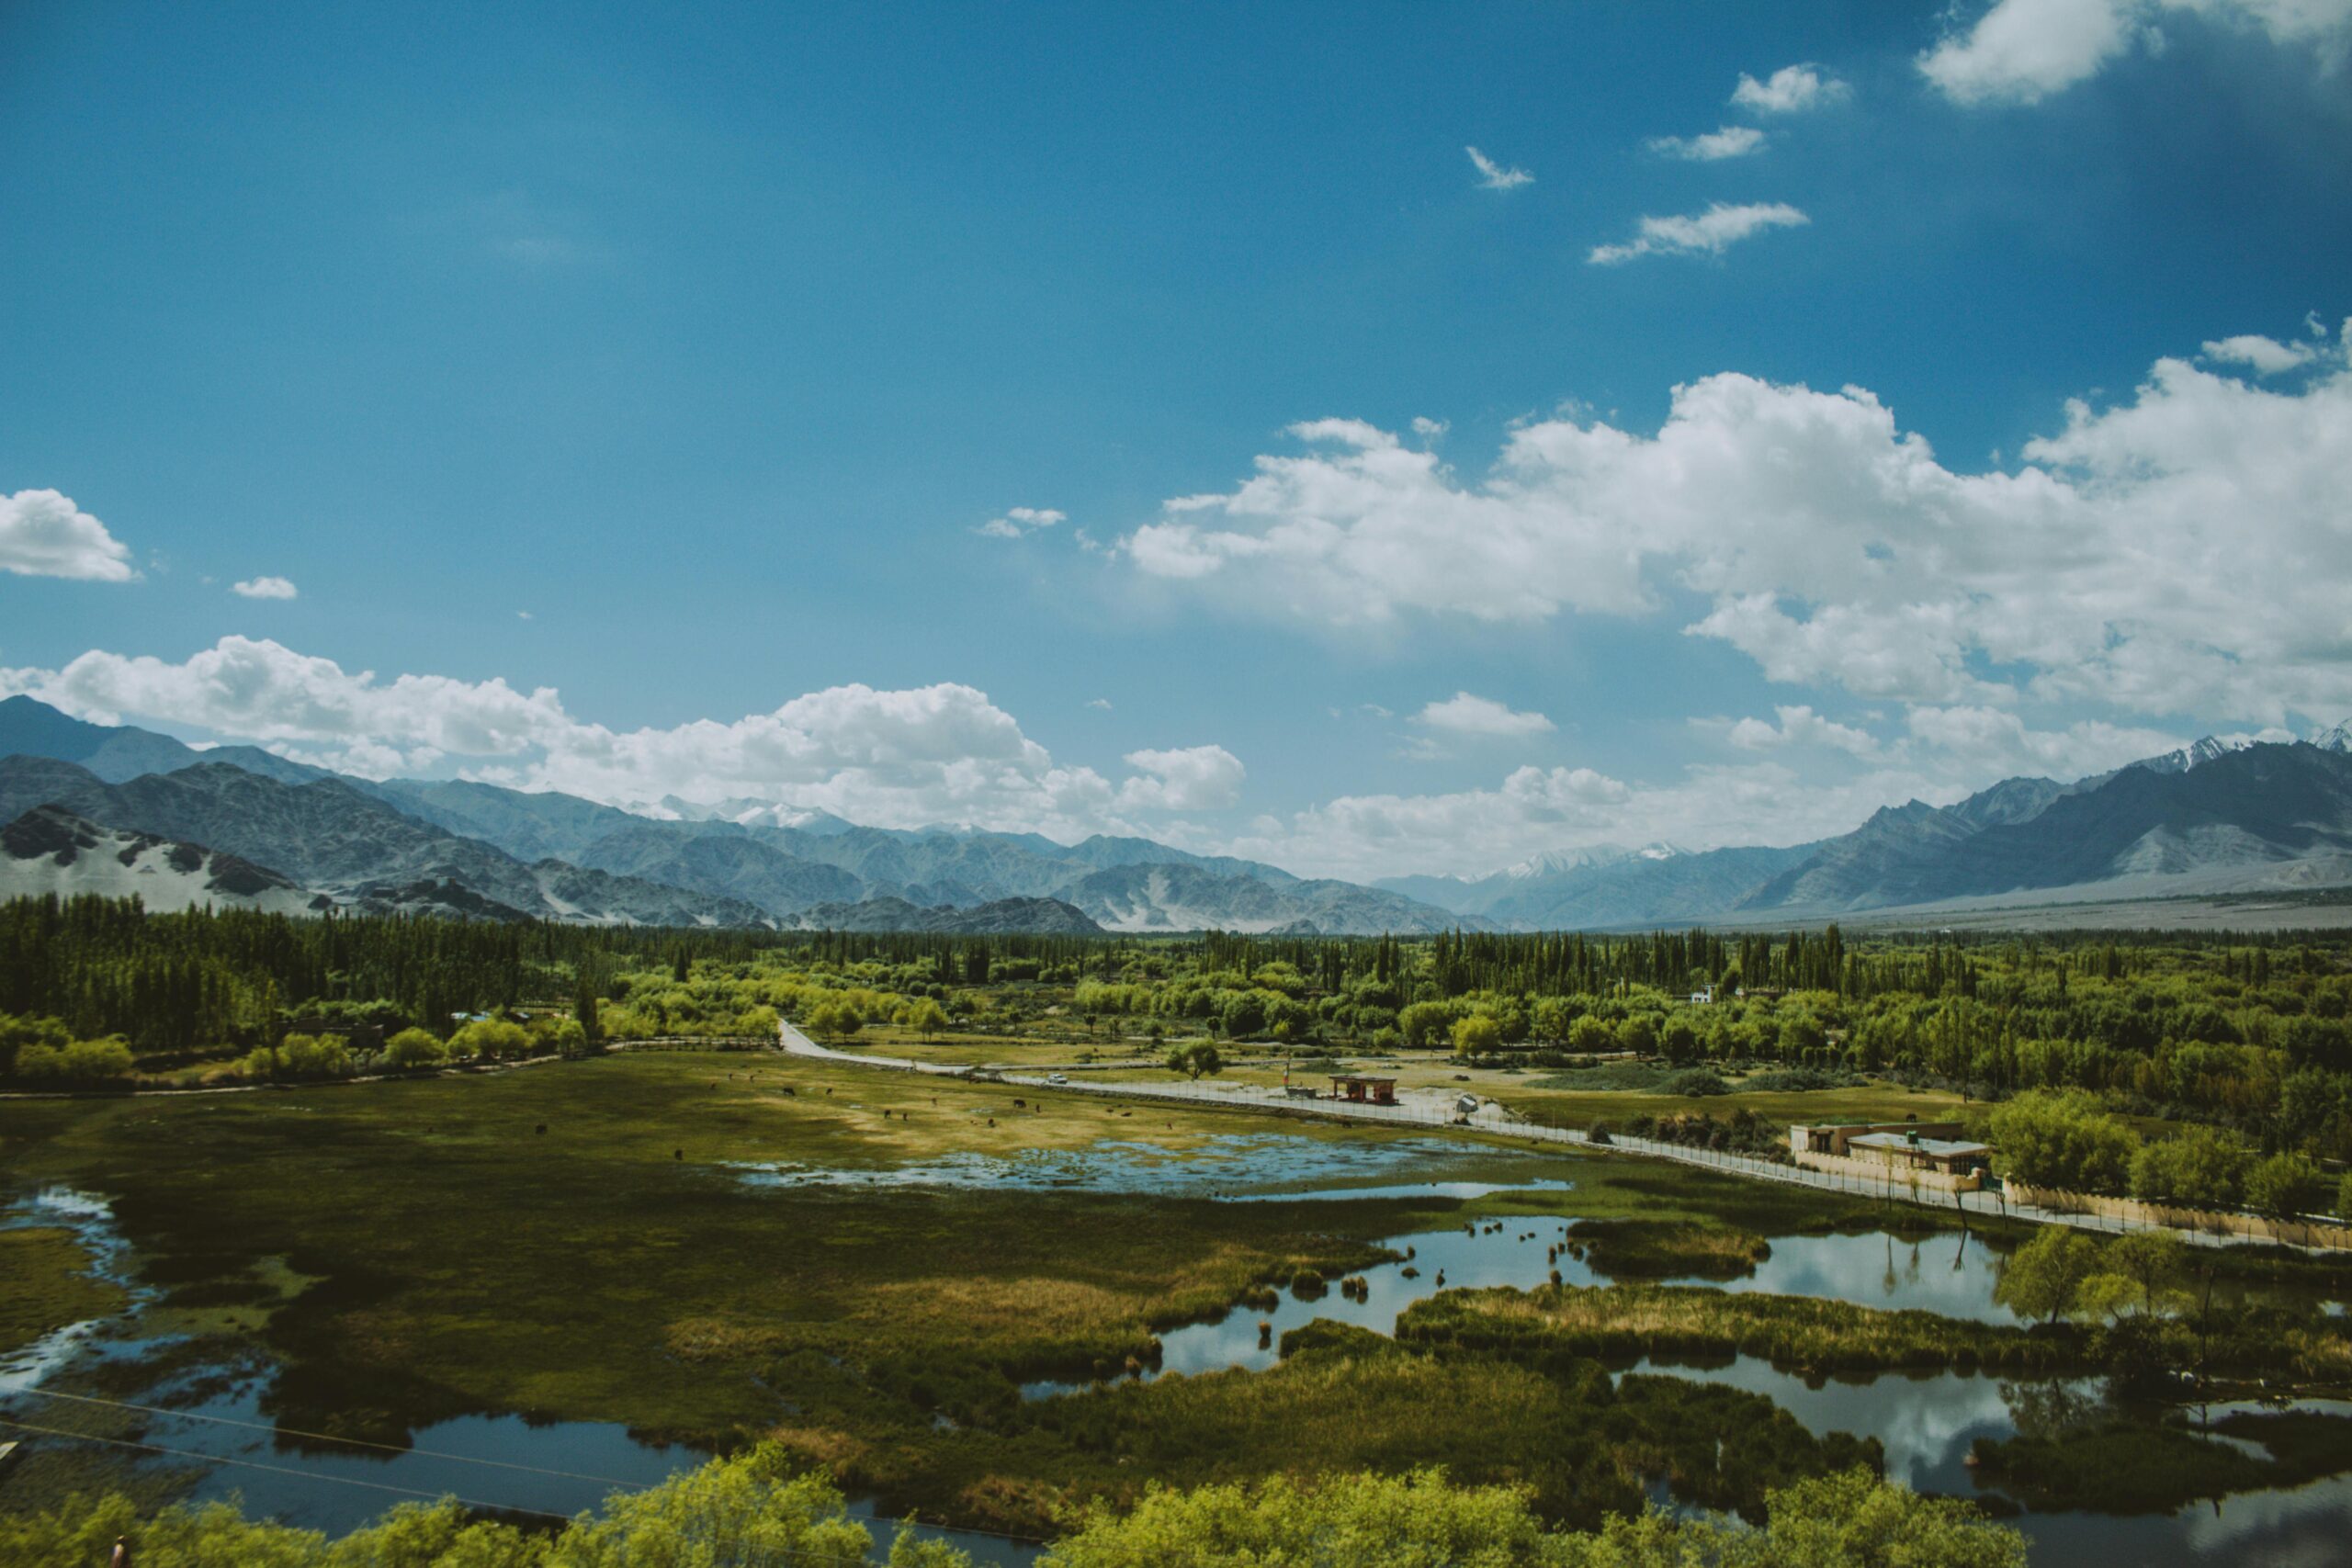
1047,1072,1069,1085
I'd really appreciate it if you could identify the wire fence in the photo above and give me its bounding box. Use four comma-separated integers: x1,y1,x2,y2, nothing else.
776,1023,2346,1255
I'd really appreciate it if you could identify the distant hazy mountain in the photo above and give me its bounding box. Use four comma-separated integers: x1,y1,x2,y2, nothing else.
17,692,2349,932
783,896,1103,934
0,756,772,927
1,804,322,916
0,694,332,786
0,698,1469,933
1736,741,2352,915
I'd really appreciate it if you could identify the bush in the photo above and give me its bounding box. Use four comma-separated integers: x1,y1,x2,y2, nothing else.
1664,1068,1730,1098
13,1037,136,1086
2128,1125,2248,1208
2245,1151,2324,1224
381,1027,448,1069
1986,1089,2140,1195
450,1018,532,1062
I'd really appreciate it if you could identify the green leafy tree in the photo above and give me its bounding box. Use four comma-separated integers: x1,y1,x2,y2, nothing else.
1165,1042,1223,1080
1040,1465,2024,1568
0,1011,71,1077
1452,1012,1504,1059
1616,1013,1659,1057
1566,1014,1613,1055
2102,1230,2188,1316
381,1028,448,1070
1985,1089,2140,1195
903,998,950,1041
15,1037,136,1085
2245,1151,2324,1228
450,1018,531,1062
2128,1125,2248,1208
546,1447,962,1568
1992,1226,2100,1324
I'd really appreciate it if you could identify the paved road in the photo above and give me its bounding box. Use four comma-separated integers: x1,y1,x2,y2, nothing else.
777,1021,2346,1254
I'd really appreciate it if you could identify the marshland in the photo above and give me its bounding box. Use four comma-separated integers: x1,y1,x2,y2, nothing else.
4,908,2352,1562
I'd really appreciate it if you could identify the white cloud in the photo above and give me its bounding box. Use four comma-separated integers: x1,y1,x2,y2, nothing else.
1730,63,1852,113
2203,333,2316,374
1589,201,1808,265
0,490,135,581
1117,745,1246,811
0,636,1231,838
1216,759,1957,882
1086,697,1113,711
1720,705,1884,759
1417,692,1556,738
1465,146,1533,190
1647,125,1769,161
976,505,1066,539
1920,0,2352,106
232,575,299,600
1118,327,2352,728
1905,705,2187,776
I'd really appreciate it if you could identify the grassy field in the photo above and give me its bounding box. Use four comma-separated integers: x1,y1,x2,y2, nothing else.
0,1046,1978,1525
6,1043,2332,1537
0,1227,124,1359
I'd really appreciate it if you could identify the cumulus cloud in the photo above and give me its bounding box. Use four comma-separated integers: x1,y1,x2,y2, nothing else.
2203,333,2317,374
1588,201,1808,265
1905,705,2188,776
0,636,1231,838
232,575,299,600
1465,146,1533,190
1730,63,1852,113
1216,759,1960,882
0,490,135,581
1720,705,1884,759
1647,125,1769,161
1117,745,1247,811
1920,0,2352,106
976,506,1066,539
1417,692,1556,738
1119,327,2352,728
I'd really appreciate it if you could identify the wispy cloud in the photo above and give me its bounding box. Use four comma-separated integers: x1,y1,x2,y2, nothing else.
1465,145,1533,190
1731,62,1851,113
1588,201,1808,265
1646,125,1768,161
232,575,299,600
975,506,1067,539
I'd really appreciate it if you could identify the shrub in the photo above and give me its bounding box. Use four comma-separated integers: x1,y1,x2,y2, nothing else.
381,1028,448,1069
13,1037,135,1086
2128,1125,2249,1208
1986,1089,2140,1195
1664,1068,1730,1098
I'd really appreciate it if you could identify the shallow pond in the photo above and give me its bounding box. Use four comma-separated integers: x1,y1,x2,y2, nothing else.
738,1131,1542,1195
8,1172,2345,1568
1643,1355,2352,1566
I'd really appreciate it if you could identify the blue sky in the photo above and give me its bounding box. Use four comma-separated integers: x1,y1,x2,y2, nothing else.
5,1,2351,879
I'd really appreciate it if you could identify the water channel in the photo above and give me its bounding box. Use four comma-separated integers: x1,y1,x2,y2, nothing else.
7,1145,2348,1568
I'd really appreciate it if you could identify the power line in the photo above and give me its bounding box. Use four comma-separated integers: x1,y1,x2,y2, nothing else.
8,1387,652,1489
5,1393,1057,1554
0,1416,1035,1567
0,1416,576,1523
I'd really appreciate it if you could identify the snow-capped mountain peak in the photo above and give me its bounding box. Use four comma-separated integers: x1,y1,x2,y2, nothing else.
1503,845,1627,879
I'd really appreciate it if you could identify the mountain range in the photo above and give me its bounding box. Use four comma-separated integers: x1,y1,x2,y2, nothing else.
1379,723,2352,929
0,696,1468,933
7,694,2352,933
